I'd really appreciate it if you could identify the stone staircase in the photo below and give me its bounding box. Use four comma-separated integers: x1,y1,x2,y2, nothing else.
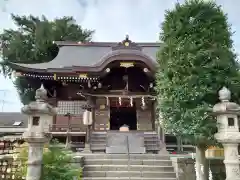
144,131,162,153
90,131,107,152
82,154,177,180
90,131,162,153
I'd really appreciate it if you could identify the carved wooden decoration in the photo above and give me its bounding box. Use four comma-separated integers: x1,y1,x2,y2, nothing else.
112,35,142,51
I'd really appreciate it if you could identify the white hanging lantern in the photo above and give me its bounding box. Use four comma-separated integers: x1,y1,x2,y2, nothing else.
106,97,109,106
119,97,122,106
141,97,145,107
130,97,133,107
88,81,91,88
83,110,93,125
89,111,93,125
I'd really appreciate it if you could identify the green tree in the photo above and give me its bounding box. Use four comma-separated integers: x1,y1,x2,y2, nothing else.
0,14,94,104
156,0,240,179
14,141,82,180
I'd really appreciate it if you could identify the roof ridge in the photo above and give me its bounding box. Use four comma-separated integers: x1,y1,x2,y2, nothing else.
53,41,161,47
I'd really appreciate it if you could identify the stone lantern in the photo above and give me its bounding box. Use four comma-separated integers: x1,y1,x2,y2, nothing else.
22,84,57,180
213,87,240,180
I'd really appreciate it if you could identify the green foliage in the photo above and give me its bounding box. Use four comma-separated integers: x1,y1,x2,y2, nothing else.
14,76,41,105
15,140,82,180
0,14,94,104
156,0,240,146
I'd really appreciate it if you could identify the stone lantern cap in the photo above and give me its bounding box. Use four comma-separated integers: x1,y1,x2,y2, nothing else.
21,84,57,115
213,87,240,114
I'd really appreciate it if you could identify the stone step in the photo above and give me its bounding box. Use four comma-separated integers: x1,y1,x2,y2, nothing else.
145,144,160,146
92,131,107,133
144,135,159,137
144,137,159,140
144,133,158,137
82,154,171,160
144,138,159,141
84,159,173,166
91,132,106,134
90,145,160,151
145,147,160,150
90,147,106,151
91,136,106,139
91,139,106,141
90,143,106,146
83,178,176,180
91,134,106,137
84,165,174,171
145,141,159,144
91,141,160,144
91,143,160,147
144,142,160,145
83,171,176,178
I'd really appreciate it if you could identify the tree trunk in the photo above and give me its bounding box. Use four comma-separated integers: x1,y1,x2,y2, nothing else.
195,145,209,180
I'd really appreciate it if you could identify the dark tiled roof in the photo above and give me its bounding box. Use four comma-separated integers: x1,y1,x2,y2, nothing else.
11,41,160,71
0,112,28,128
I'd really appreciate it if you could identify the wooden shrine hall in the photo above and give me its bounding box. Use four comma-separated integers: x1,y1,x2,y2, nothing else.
9,36,164,153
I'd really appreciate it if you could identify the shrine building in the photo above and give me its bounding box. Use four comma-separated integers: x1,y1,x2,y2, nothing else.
9,36,167,153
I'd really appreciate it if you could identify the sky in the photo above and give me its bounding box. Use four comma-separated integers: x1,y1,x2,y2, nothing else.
0,0,240,112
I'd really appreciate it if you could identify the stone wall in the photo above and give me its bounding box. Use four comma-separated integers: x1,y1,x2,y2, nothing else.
171,157,196,180
170,157,225,180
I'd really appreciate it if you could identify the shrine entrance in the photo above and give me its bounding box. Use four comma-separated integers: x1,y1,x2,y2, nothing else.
110,105,137,130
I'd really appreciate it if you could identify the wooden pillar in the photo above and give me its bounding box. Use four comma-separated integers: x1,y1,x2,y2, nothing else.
51,98,57,131
65,113,71,149
151,101,156,131
51,115,57,131
91,97,96,130
158,108,166,143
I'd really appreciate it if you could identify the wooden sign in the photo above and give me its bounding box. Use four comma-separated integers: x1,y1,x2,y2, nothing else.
120,62,134,68
79,73,88,78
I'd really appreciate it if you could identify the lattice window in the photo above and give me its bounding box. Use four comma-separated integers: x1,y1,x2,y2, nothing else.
57,101,85,115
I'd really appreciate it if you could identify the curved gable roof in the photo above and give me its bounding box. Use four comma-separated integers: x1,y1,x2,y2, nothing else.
11,40,161,73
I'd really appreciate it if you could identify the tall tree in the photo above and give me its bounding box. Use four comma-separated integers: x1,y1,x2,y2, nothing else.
156,0,240,179
0,14,94,104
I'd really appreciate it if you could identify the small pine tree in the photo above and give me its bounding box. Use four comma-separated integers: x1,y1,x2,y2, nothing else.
156,0,240,179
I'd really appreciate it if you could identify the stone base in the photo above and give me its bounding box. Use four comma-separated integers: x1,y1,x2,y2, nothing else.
106,146,146,154
82,144,91,153
106,146,127,154
158,146,169,155
106,132,146,154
